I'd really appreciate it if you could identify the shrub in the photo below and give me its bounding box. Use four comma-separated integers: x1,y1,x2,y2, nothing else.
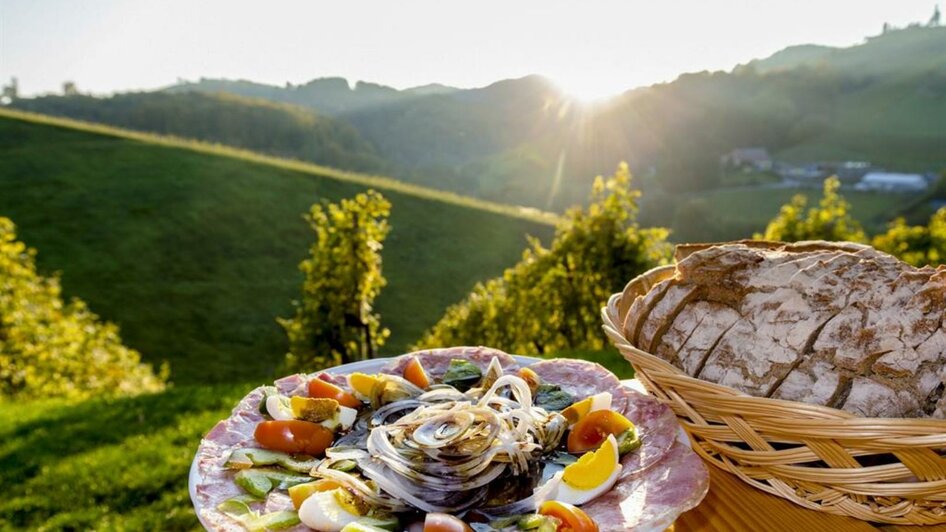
757,176,867,243
0,217,165,399
415,163,670,354
280,190,391,370
872,208,946,266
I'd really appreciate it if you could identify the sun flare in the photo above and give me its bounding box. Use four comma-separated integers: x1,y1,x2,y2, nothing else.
550,76,624,104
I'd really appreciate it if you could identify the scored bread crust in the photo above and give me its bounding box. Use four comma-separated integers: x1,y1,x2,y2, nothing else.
631,241,946,418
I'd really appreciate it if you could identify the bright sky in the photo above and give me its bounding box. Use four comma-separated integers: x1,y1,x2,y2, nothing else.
0,0,938,100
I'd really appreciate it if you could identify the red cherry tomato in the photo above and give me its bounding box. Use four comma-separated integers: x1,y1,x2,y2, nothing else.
254,419,334,456
539,501,599,532
308,377,362,409
423,512,473,532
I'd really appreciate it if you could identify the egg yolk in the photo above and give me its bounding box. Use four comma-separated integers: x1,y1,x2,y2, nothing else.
561,396,594,425
349,372,380,398
562,435,619,490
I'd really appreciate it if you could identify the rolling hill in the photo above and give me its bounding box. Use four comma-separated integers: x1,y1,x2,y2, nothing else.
11,27,946,235
11,91,385,173
0,109,554,384
160,26,946,212
165,77,459,115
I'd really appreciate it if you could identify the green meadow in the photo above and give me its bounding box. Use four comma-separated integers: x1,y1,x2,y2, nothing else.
0,110,555,385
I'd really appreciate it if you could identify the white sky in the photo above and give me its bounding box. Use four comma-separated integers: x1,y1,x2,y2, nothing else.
0,0,938,100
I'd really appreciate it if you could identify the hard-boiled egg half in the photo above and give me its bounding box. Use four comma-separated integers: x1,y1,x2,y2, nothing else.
265,394,357,431
348,372,380,401
560,392,612,427
298,488,362,532
551,434,622,505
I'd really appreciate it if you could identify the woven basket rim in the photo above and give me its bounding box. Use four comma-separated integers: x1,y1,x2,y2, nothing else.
604,263,946,430
602,243,946,524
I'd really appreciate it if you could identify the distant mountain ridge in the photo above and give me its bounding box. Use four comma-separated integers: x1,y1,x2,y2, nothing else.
165,76,459,115
745,26,946,77
11,25,946,214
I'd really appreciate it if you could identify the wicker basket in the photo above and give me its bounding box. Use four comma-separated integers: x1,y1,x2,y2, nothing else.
602,253,946,525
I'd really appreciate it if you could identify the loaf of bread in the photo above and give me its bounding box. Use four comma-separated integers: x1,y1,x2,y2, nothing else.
624,240,946,418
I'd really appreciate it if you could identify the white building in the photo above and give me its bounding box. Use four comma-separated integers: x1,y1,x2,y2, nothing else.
721,147,773,171
854,172,928,192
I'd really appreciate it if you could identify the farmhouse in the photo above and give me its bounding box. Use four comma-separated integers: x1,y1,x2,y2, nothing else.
721,147,773,171
854,172,928,192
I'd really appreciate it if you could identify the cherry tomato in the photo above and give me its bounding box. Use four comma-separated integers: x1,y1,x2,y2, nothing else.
308,377,362,409
539,501,599,532
567,409,633,453
403,356,431,389
254,419,334,455
423,512,473,532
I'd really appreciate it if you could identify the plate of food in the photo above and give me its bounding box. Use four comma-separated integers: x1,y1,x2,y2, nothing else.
189,347,708,531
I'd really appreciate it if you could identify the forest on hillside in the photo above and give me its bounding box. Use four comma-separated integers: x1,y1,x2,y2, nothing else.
10,26,946,219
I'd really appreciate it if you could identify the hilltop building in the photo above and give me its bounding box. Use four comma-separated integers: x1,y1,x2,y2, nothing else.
855,172,929,192
721,147,772,171
774,161,873,184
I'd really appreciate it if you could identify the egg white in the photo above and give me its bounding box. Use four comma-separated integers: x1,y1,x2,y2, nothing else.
298,489,361,532
336,405,358,431
552,463,623,505
589,392,612,413
265,395,295,420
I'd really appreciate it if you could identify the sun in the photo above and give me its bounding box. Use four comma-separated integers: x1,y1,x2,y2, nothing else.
549,76,624,104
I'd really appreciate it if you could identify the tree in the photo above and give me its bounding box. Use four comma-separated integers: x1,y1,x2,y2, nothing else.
757,176,867,243
872,208,946,266
415,163,671,354
1,77,17,104
0,217,165,399
280,190,391,371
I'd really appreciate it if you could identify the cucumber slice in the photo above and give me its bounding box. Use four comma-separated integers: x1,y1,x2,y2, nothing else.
616,427,642,455
488,515,520,529
517,514,558,532
329,459,358,472
357,515,400,531
225,447,319,473
217,498,253,518
234,470,274,498
258,386,278,416
234,468,312,498
252,510,301,531
217,496,300,532
442,359,482,391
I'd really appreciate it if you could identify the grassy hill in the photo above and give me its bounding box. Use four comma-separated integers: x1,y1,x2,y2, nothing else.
11,91,385,173
639,186,923,243
747,26,946,77
333,27,946,211
18,27,946,218
0,110,554,384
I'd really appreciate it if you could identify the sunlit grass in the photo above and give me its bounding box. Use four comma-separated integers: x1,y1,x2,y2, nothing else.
0,108,559,227
0,384,251,530
0,114,556,383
